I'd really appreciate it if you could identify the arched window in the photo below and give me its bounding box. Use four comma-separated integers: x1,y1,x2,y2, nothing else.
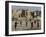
31,22,33,28
37,22,39,28
21,9,25,17
15,22,17,29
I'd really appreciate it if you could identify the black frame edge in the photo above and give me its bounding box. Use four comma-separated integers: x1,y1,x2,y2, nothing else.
5,1,45,4
5,1,9,36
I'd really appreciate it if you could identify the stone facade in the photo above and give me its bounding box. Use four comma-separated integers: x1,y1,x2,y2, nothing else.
12,9,41,31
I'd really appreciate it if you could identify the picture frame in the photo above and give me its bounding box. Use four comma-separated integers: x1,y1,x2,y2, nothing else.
5,1,45,36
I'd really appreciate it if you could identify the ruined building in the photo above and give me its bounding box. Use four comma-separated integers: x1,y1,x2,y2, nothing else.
12,9,41,31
